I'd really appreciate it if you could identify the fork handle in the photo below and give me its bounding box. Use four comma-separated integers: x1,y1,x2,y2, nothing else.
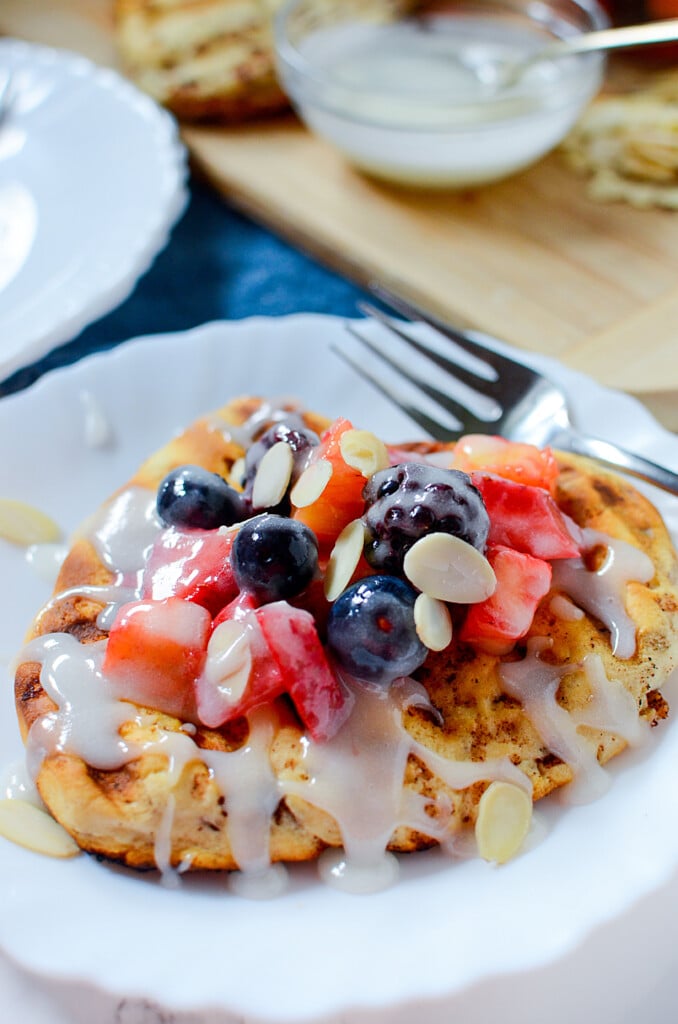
555,429,678,497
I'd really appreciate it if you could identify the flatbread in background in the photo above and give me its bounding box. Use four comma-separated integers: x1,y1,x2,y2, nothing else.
561,68,678,209
113,0,290,121
112,0,438,123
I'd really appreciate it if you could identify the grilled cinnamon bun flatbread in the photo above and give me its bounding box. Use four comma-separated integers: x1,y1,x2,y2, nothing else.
14,396,678,882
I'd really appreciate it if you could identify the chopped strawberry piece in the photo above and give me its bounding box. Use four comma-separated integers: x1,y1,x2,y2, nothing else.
212,591,259,628
472,473,580,560
142,527,238,616
195,597,284,728
256,602,352,742
451,435,559,492
293,418,367,555
459,545,552,655
103,598,211,721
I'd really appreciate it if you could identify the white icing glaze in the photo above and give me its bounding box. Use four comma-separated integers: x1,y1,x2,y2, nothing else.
549,594,584,622
500,640,649,805
79,389,113,449
25,542,69,585
0,759,42,806
552,529,654,660
19,625,527,891
281,677,529,891
154,794,180,889
209,399,306,450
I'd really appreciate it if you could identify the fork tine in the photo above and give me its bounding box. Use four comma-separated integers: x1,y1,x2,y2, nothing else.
333,336,461,442
345,321,489,434
369,281,528,379
358,301,500,397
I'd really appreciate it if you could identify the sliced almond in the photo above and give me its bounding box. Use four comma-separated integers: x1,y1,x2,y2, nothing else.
228,455,246,489
0,499,62,546
204,619,252,704
0,799,80,858
339,429,390,478
475,782,532,865
251,441,293,510
414,593,452,651
403,533,496,604
290,458,333,509
324,519,366,601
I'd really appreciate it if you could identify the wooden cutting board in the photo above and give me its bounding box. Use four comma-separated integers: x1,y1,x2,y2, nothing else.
3,0,678,430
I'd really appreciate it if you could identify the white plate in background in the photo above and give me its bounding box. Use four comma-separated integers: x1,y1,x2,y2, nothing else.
0,315,677,1024
0,39,187,380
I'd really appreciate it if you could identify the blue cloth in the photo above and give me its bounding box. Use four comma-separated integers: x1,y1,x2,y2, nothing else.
0,176,369,396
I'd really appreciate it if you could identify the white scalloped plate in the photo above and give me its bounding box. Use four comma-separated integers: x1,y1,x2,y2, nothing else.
0,316,677,1024
0,39,187,379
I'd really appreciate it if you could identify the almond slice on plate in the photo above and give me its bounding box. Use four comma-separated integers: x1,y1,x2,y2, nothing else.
0,799,80,858
0,499,62,546
475,782,532,864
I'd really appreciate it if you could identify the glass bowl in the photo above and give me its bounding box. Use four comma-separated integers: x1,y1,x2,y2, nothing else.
274,0,609,188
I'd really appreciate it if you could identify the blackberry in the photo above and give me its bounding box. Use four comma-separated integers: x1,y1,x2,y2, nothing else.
362,463,489,574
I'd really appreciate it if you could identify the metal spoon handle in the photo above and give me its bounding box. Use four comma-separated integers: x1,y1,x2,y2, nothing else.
541,17,678,59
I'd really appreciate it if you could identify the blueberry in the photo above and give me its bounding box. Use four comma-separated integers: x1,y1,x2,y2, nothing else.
157,465,245,529
363,463,489,574
326,576,427,685
242,421,319,514
232,514,319,603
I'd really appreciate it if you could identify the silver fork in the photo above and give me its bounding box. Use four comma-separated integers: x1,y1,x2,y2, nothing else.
339,287,678,497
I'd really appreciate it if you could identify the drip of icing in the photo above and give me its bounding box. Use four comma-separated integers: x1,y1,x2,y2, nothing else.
552,529,654,659
25,543,69,586
227,863,289,899
549,594,584,622
37,487,162,626
154,794,180,889
575,654,648,748
210,400,307,450
79,389,113,449
87,487,160,578
21,634,141,776
203,707,282,877
318,847,400,894
282,677,529,892
500,640,647,805
0,759,42,806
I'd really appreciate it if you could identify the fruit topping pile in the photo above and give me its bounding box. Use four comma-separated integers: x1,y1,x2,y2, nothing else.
103,413,583,743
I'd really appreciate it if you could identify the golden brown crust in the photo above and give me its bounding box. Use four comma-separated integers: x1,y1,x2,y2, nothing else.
14,401,678,871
